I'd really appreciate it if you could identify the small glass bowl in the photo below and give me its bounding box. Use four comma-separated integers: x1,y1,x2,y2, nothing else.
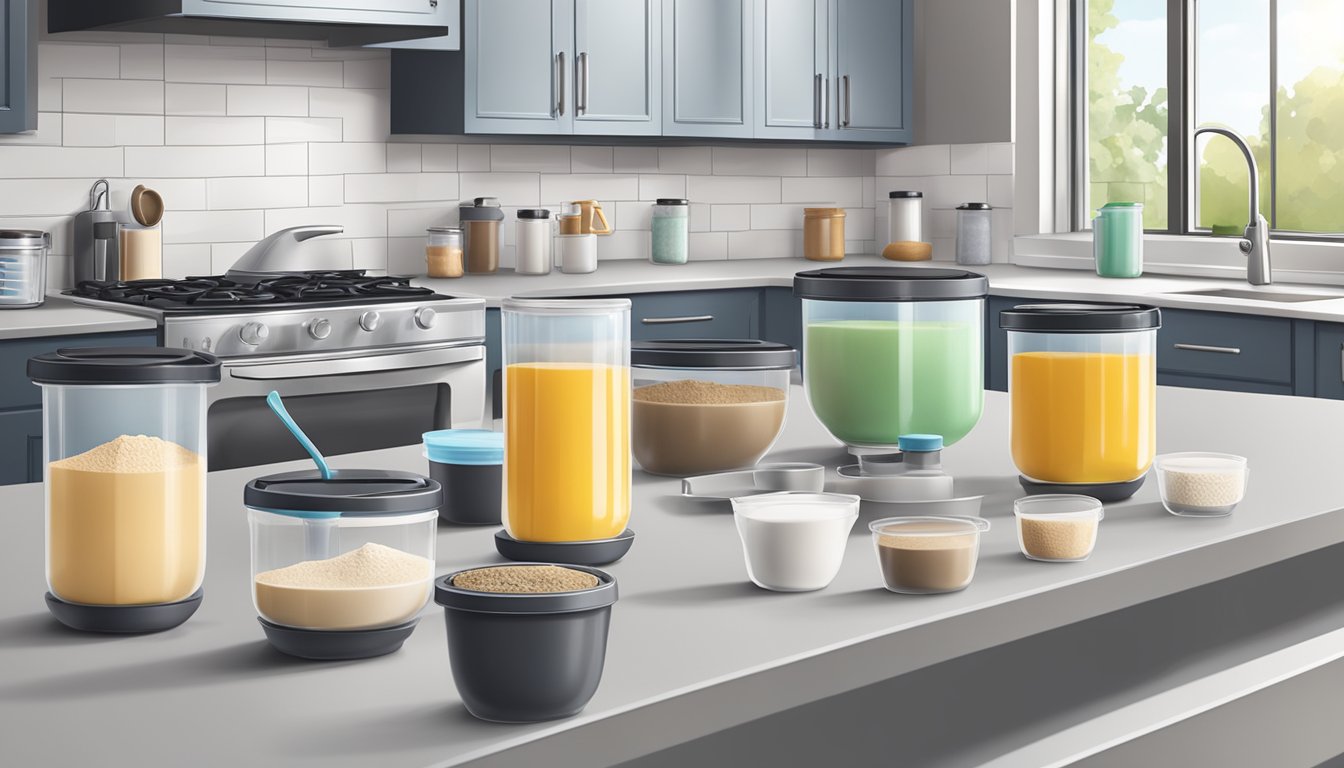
868,515,991,594
1154,453,1248,518
1013,494,1103,562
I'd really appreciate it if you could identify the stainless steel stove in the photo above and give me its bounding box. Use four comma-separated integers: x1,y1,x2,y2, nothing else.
66,233,487,471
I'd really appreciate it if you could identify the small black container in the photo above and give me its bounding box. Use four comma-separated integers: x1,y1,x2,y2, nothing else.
434,564,618,723
423,429,503,525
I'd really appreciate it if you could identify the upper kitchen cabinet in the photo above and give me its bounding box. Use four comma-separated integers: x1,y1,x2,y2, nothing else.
662,0,753,139
47,0,457,47
393,0,659,136
753,0,911,143
1,0,38,134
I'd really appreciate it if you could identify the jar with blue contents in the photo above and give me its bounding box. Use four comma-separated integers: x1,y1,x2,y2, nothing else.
650,198,689,265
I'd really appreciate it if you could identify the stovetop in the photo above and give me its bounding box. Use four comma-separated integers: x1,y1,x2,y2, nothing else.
68,271,439,312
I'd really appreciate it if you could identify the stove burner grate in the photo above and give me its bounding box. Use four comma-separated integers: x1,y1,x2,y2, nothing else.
70,271,435,310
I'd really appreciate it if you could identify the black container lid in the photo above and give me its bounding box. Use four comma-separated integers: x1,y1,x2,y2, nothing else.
793,267,988,302
517,208,550,219
999,303,1162,333
244,469,443,517
656,198,689,206
632,339,795,370
957,202,992,210
28,347,221,385
435,564,617,614
888,191,923,199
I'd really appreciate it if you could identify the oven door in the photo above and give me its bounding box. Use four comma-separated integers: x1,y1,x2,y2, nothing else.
207,344,485,471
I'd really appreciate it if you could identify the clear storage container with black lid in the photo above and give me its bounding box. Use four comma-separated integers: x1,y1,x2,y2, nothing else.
793,267,987,452
27,347,220,633
245,468,441,660
632,339,795,476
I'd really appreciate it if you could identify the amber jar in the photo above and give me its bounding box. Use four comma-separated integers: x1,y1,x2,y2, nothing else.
803,208,846,261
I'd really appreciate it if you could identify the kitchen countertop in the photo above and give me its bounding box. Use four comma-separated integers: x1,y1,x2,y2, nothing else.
4,386,1344,767
0,294,158,340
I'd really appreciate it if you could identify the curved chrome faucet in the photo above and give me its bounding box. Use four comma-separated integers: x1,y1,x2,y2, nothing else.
1194,126,1271,285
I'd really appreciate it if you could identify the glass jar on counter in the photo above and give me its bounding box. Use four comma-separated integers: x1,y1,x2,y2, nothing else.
514,209,552,275
459,197,504,274
650,198,689,265
955,203,993,266
426,226,463,278
803,208,846,261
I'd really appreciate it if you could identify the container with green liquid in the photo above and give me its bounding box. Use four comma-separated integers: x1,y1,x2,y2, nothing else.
794,267,988,450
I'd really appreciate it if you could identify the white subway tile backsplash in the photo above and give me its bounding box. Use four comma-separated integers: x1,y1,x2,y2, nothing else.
344,172,458,204
615,201,651,231
266,116,342,144
207,176,307,210
166,83,226,116
571,146,613,173
0,146,123,178
457,144,491,172
749,204,803,231
711,204,751,232
688,203,710,232
491,145,571,173
310,88,389,141
659,146,712,175
781,176,864,206
0,179,102,216
0,112,62,146
638,174,686,201
540,174,638,203
265,46,316,62
162,243,212,278
210,242,254,274
686,176,781,204
992,207,1013,262
63,114,163,147
875,144,950,177
712,147,808,177
422,144,458,172
385,236,424,276
985,142,1014,175
387,143,422,173
39,44,121,79
596,230,650,261
344,59,391,90
388,207,456,238
107,179,209,212
309,175,344,207
166,116,266,146
807,148,875,177
267,59,344,88
162,209,265,244
927,174,988,210
309,142,386,174
987,174,1014,209
265,204,388,239
167,45,266,84
459,172,541,207
688,231,728,261
351,238,389,272
613,147,659,174
266,143,308,176
63,79,163,115
727,229,799,260
126,145,263,178
930,209,957,239
120,44,165,80
844,207,875,240
227,85,308,117
39,78,62,111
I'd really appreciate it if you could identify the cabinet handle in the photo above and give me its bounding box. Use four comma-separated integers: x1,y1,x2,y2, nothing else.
841,74,851,127
813,73,822,128
1173,343,1242,355
556,51,565,116
822,75,830,129
577,51,589,116
641,315,714,325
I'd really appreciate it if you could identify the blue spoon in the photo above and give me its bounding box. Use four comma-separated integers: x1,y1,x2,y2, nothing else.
266,390,332,480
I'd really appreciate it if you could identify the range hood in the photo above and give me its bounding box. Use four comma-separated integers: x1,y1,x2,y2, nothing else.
48,0,459,49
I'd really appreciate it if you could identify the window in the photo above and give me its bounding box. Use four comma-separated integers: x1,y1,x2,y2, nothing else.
1077,0,1344,238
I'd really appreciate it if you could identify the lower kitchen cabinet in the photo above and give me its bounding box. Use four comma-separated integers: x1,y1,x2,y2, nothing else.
1313,323,1344,400
0,408,42,485
628,289,761,341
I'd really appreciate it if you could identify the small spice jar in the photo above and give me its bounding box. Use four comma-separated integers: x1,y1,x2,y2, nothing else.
803,207,846,261
1013,494,1103,562
650,198,689,265
514,209,552,276
426,226,463,278
955,203,993,266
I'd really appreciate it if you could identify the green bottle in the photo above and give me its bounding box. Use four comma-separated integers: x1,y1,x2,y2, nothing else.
1093,202,1143,278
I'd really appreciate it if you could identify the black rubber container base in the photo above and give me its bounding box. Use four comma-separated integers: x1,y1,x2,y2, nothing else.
45,589,202,634
1018,475,1146,502
494,529,635,566
259,617,419,661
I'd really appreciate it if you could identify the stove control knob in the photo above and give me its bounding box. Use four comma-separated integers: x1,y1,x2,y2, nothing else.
308,318,332,340
239,322,269,346
359,311,380,332
414,307,437,330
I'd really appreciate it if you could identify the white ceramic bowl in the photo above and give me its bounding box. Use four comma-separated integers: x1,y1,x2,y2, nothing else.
731,492,860,592
1154,452,1248,517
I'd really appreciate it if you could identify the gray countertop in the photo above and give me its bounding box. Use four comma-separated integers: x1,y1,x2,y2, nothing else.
4,385,1344,767
0,295,158,340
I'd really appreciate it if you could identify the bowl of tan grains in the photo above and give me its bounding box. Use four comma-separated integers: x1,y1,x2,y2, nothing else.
1013,494,1104,562
869,516,991,594
631,340,795,476
435,563,618,723
1154,453,1248,518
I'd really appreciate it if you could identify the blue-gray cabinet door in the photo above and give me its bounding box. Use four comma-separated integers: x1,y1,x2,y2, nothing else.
663,0,752,138
753,0,828,140
573,0,660,135
463,0,573,135
832,0,911,143
1,0,37,134
0,408,41,485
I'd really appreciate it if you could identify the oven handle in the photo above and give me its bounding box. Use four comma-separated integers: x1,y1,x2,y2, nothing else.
227,346,484,381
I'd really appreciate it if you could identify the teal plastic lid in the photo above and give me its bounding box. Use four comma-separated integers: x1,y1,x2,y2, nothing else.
1100,202,1143,209
423,429,504,466
898,434,943,452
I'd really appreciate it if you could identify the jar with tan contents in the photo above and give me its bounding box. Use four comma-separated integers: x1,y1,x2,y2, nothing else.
426,226,463,278
27,347,220,634
803,207,846,261
458,196,504,274
632,340,795,476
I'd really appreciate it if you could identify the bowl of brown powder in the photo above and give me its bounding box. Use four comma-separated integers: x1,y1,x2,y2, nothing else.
631,340,796,477
1013,494,1104,562
869,515,991,594
434,563,618,723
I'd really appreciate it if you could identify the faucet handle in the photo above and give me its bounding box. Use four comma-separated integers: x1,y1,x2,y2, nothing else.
1239,239,1253,255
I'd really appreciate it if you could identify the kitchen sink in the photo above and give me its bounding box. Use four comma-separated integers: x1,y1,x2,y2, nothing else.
1166,288,1344,303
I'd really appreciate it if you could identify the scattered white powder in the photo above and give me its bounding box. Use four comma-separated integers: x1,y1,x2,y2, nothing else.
52,434,198,473
255,542,432,589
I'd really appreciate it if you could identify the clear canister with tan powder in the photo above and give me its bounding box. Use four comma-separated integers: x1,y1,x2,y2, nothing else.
27,347,220,633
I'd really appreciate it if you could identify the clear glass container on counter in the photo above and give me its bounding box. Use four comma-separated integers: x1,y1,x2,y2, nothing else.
632,340,795,476
28,347,220,632
426,226,463,278
502,298,631,544
955,203,993,266
0,229,51,308
1000,303,1160,492
793,267,988,451
803,207,846,261
650,198,689,265
887,191,923,244
459,196,504,274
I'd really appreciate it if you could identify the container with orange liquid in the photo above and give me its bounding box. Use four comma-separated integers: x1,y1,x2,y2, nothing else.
1000,303,1160,501
500,298,632,563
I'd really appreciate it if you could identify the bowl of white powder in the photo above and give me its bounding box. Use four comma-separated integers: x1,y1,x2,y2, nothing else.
1154,453,1248,518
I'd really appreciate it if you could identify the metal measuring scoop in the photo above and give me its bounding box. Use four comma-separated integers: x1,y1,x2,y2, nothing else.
680,463,826,500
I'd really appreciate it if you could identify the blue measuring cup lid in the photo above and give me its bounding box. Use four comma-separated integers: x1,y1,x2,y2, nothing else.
898,434,943,452
423,429,504,466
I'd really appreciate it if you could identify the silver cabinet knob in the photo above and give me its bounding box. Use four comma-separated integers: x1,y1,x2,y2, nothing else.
414,307,437,330
308,318,332,340
239,321,269,346
359,311,380,332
